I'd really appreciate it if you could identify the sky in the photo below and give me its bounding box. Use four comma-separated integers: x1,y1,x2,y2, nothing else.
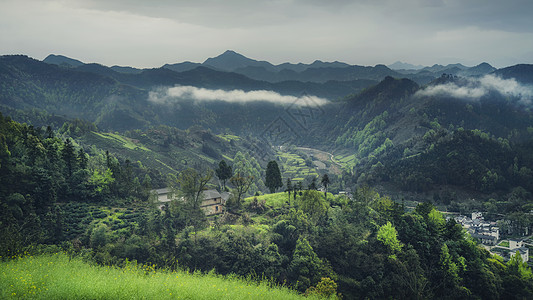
1,0,532,68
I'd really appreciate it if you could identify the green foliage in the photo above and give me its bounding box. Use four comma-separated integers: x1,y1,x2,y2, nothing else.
507,251,533,280
297,190,328,224
289,237,329,292
89,168,115,194
233,151,263,195
265,160,283,193
229,173,254,208
306,277,339,298
215,160,232,190
175,168,213,208
377,222,402,254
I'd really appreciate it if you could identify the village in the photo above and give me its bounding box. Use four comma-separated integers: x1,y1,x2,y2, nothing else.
452,212,531,263
152,185,532,265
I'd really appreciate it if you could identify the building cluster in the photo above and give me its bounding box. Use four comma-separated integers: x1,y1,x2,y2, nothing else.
454,212,500,245
453,212,529,263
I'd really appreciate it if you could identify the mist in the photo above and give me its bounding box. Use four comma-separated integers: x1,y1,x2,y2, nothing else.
148,86,330,106
415,74,533,105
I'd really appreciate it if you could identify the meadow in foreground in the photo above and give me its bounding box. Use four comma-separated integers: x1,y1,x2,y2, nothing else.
0,253,320,299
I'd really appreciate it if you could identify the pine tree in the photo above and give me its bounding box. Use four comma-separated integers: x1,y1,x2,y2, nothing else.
321,174,330,200
265,160,283,193
286,178,293,206
61,138,76,179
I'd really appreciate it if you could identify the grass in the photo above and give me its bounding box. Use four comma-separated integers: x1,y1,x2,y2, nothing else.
244,191,336,210
0,253,314,299
217,134,241,142
92,132,151,151
244,192,289,209
498,240,510,248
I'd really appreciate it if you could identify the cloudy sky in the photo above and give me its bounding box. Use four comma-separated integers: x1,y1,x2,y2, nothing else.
1,0,532,68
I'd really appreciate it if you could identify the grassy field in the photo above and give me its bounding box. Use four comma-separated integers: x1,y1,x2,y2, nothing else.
92,132,152,151
244,191,336,209
0,253,316,299
333,153,357,171
244,192,289,208
498,240,510,248
276,151,319,182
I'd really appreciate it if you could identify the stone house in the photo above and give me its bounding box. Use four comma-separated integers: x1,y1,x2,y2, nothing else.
150,188,227,215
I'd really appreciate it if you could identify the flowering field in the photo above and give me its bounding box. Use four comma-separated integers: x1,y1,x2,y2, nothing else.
0,253,314,299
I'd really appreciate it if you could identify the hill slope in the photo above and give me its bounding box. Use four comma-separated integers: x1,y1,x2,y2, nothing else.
1,253,315,299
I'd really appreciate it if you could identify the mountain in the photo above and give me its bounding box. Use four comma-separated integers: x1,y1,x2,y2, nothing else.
110,65,143,74
203,50,276,72
201,50,404,83
461,62,496,76
43,54,84,68
388,61,425,70
493,64,533,84
4,53,533,226
163,61,203,72
0,55,377,135
328,73,533,197
421,63,468,73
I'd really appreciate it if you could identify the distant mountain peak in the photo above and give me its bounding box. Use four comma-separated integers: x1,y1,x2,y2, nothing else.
43,54,84,68
203,50,274,72
222,49,241,56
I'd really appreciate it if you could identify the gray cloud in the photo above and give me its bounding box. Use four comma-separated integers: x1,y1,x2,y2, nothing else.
415,75,533,105
1,0,532,68
149,86,330,106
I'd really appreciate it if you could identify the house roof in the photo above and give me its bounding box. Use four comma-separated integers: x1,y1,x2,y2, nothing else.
152,188,171,195
470,233,496,240
203,189,222,200
220,192,231,202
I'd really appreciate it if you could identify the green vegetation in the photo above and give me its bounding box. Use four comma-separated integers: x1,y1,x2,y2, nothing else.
0,253,311,299
499,240,510,248
265,160,283,193
2,56,533,299
276,151,319,182
92,132,151,151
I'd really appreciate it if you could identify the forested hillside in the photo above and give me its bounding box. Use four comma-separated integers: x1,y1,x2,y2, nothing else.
2,113,532,298
1,52,533,298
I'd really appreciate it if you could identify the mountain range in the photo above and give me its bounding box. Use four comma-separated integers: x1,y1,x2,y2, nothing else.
44,50,498,85
2,51,533,197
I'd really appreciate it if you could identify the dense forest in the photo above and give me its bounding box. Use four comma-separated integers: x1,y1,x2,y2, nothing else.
1,53,533,299
1,111,533,298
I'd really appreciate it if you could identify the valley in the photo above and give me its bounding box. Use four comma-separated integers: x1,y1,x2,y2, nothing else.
1,51,533,298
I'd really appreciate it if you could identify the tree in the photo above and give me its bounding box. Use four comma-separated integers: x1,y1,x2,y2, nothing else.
265,160,283,193
176,168,213,208
377,221,402,255
321,174,330,200
215,160,232,191
308,176,317,190
61,138,77,179
289,237,327,292
298,190,328,223
230,173,254,207
233,151,263,195
77,148,88,170
286,178,293,206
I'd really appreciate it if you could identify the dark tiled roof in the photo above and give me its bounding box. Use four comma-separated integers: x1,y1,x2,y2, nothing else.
203,189,222,200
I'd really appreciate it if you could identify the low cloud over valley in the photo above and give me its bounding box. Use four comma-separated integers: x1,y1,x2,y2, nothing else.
149,86,329,106
416,75,533,105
